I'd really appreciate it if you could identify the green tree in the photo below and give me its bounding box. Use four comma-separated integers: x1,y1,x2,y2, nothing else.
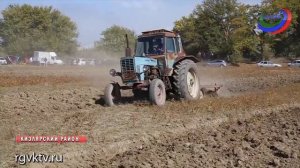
97,25,136,54
0,4,78,56
231,5,261,62
174,14,208,56
270,0,300,59
174,0,272,62
199,0,241,58
0,47,5,55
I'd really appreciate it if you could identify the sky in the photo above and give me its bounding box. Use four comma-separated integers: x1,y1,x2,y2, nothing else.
0,0,262,48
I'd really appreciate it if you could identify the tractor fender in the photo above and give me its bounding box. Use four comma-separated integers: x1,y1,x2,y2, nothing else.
174,55,200,66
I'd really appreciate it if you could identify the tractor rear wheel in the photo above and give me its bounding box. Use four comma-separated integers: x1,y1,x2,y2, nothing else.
149,79,166,106
104,83,121,106
172,59,201,100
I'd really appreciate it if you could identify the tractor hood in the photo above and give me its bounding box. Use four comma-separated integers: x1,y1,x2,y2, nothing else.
134,56,157,69
120,56,158,82
120,56,157,71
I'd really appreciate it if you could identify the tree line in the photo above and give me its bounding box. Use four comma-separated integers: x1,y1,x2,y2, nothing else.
174,0,300,62
0,4,78,57
0,1,299,62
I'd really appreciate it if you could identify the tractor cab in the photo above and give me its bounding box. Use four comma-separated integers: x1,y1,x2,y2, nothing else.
135,29,186,70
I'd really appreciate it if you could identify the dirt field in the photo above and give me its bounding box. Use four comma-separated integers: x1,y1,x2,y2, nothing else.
0,64,299,168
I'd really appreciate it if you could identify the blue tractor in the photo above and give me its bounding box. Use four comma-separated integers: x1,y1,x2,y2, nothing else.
104,29,202,106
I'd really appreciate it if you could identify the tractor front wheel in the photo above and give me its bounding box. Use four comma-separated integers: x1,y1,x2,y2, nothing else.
104,83,121,106
149,79,166,106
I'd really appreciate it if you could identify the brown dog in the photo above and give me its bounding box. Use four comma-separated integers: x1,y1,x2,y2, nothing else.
201,84,222,97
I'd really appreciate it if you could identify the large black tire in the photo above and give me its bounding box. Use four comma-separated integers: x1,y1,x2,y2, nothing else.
149,79,166,106
172,59,201,100
104,83,121,106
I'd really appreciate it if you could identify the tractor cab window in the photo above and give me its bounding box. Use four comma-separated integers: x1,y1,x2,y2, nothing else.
175,38,180,53
135,36,164,56
166,37,175,53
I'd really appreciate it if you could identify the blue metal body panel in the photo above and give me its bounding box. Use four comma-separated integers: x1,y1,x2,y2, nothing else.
121,56,157,85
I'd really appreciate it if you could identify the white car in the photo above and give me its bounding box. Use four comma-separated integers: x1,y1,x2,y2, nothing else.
207,60,227,67
86,59,96,65
54,59,64,65
72,58,86,66
288,60,300,67
0,57,7,65
257,61,282,67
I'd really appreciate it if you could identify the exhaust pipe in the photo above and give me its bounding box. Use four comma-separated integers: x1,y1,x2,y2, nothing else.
125,34,132,57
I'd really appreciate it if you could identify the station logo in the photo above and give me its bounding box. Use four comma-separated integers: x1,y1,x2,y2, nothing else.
257,0,292,35
258,8,292,35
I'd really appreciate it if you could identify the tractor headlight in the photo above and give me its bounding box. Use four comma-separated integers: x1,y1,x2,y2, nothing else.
109,69,117,76
143,66,150,72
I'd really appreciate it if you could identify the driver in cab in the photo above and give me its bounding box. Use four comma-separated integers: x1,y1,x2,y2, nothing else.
153,38,164,55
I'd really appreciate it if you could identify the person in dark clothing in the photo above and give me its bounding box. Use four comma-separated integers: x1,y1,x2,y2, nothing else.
154,38,164,55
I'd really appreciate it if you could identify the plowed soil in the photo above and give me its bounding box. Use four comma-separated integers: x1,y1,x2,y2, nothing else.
0,64,299,168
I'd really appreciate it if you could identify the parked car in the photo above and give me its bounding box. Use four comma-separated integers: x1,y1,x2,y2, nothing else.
72,58,86,66
207,60,227,67
257,61,282,67
0,57,7,65
54,59,64,65
6,55,20,64
86,59,96,65
288,60,300,67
